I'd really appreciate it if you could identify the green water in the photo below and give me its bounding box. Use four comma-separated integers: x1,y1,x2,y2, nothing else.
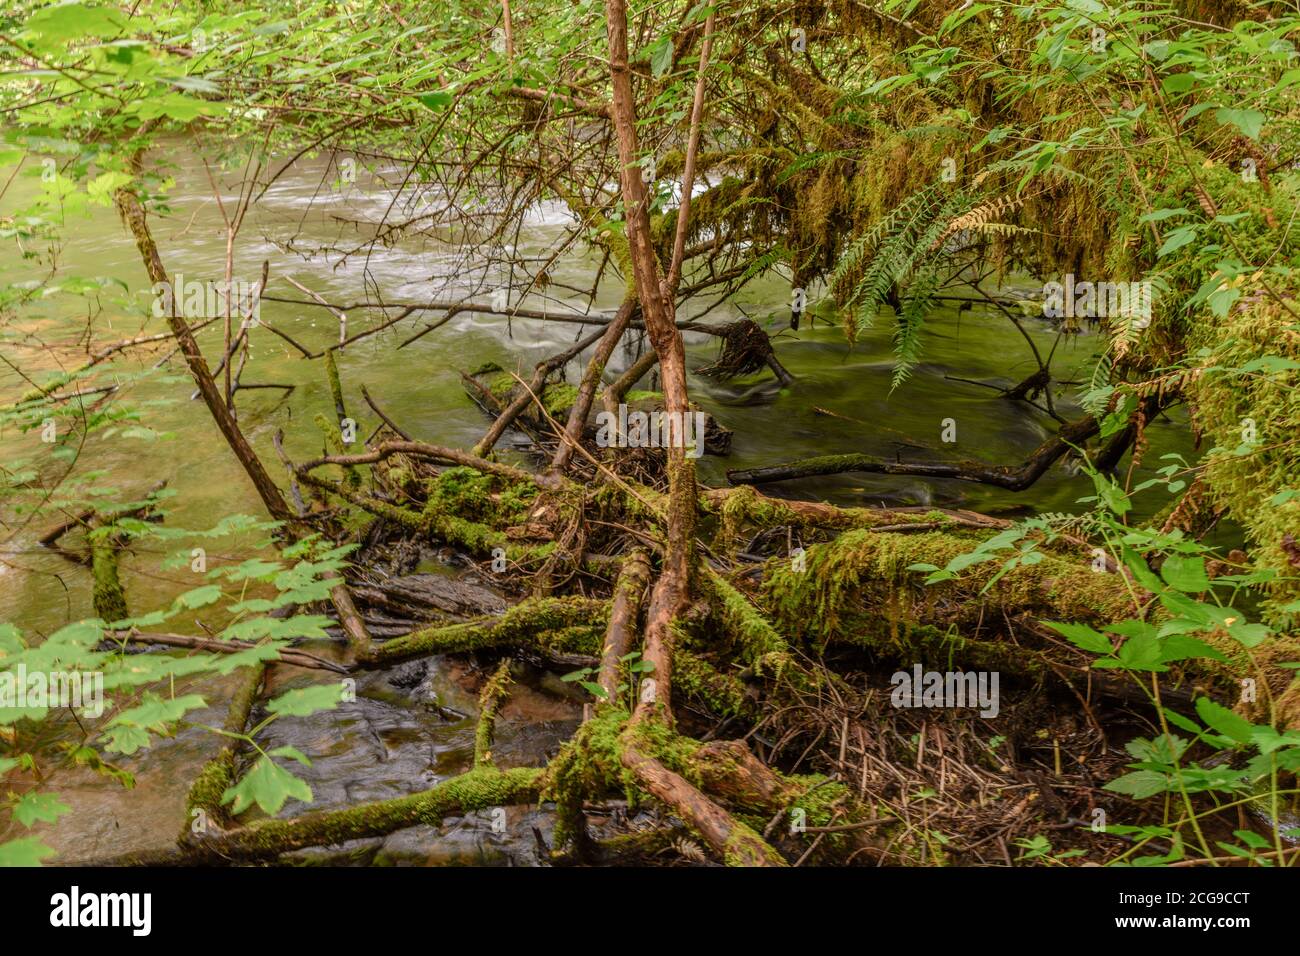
0,143,1192,633
0,145,1198,861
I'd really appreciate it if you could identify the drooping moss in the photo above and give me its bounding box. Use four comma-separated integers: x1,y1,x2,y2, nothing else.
1185,297,1300,622
703,566,789,671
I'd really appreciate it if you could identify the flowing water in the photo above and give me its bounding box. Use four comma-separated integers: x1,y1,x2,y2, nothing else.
0,143,1197,862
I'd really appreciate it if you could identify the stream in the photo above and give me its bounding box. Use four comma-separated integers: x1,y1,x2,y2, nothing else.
0,142,1198,863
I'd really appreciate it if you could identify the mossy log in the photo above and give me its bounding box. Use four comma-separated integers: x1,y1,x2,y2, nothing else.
363,596,610,666
174,767,545,864
183,662,266,835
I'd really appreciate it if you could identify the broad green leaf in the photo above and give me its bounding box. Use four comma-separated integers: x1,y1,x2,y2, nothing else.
266,683,345,718
0,836,57,867
11,792,71,828
1194,697,1252,745
221,755,313,815
1105,770,1172,799
1160,554,1210,593
1214,108,1265,139
1043,621,1112,655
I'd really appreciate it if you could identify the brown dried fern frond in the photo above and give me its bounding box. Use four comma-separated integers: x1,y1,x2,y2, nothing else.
928,194,1026,251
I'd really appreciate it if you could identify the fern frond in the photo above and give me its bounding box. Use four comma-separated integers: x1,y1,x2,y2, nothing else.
891,260,944,390
927,194,1024,252
739,244,788,282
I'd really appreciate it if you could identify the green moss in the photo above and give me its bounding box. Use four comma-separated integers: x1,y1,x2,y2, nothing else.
1186,297,1300,621
188,766,544,861
89,532,128,624
368,596,609,664
313,413,361,489
704,566,789,670
541,382,578,416
541,706,632,847
762,527,1133,650
673,649,757,720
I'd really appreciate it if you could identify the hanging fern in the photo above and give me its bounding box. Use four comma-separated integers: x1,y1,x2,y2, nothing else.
738,243,790,282
829,182,1028,384
892,259,945,388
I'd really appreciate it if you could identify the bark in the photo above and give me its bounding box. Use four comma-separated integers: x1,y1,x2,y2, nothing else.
604,0,697,722
114,174,293,523
597,549,651,702
619,744,786,866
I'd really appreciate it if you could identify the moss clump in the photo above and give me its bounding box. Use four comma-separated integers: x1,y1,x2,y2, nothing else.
424,466,537,525
89,532,128,624
673,649,757,720
704,567,788,670
541,707,632,847
762,528,1134,649
368,596,609,664
418,466,541,557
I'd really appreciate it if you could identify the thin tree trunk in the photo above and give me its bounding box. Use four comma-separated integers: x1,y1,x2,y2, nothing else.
603,0,698,722
114,171,293,524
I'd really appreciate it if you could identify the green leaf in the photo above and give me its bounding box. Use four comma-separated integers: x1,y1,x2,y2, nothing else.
1160,554,1210,593
1043,621,1113,655
175,585,223,609
647,36,674,78
416,91,453,111
1214,108,1265,139
110,693,207,729
24,3,127,42
1161,707,1202,735
0,836,57,867
1156,226,1197,258
221,615,333,641
11,791,72,828
101,724,151,755
266,683,345,718
1159,634,1228,665
1250,726,1300,755
86,171,132,206
221,755,313,815
1105,770,1172,799
1117,631,1166,671
1139,207,1188,223
1194,697,1252,745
